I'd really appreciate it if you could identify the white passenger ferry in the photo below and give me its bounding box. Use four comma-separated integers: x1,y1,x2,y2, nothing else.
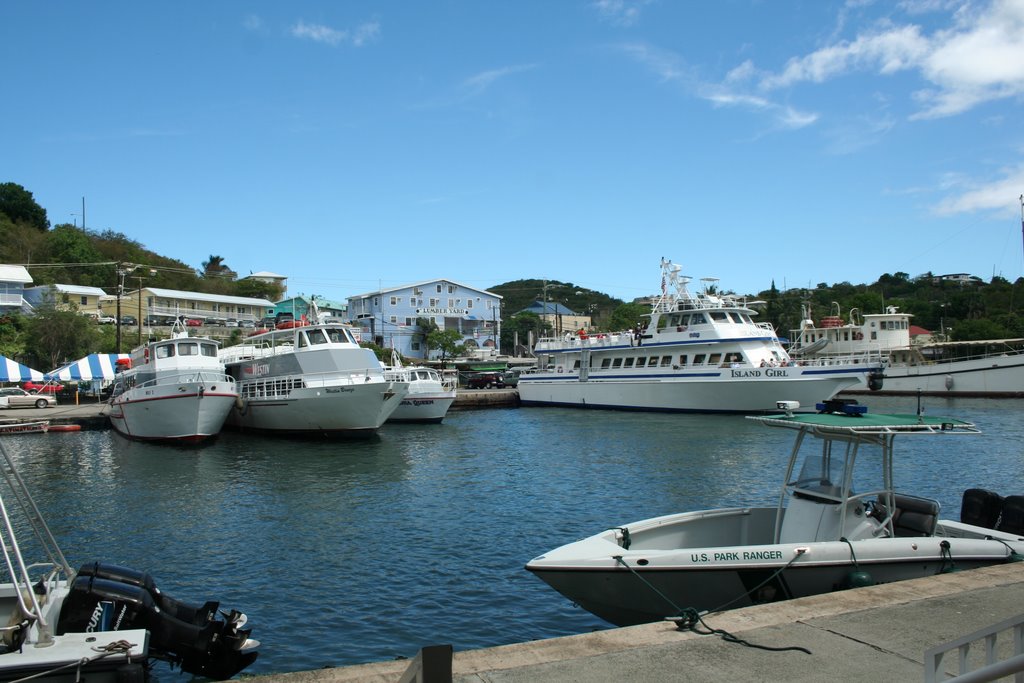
219,323,407,436
517,259,882,413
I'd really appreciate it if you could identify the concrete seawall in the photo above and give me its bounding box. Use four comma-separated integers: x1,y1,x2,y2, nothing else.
250,562,1024,682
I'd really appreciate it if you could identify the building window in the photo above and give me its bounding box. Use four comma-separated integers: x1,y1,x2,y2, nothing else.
390,296,398,306
467,300,473,309
373,297,379,306
430,298,438,307
390,316,397,324
411,342,420,351
436,284,442,293
448,298,454,307
79,296,87,305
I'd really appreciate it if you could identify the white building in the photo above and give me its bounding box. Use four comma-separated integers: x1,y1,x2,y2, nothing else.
347,279,502,360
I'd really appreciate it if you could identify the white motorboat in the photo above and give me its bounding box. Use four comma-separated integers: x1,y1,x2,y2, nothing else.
103,322,238,443
526,398,1024,626
518,259,883,413
0,430,257,680
220,323,408,436
789,304,1024,397
381,352,457,423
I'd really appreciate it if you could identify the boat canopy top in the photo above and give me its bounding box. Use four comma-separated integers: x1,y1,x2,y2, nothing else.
749,400,979,436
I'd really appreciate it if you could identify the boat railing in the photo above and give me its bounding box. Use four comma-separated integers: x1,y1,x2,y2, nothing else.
237,368,385,400
129,371,236,391
0,438,74,644
924,612,1024,683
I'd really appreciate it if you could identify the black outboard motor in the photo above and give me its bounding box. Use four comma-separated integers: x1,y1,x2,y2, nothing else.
57,563,258,680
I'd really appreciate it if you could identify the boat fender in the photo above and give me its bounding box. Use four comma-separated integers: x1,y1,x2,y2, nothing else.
945,374,954,390
840,569,873,589
234,396,245,410
868,371,884,392
144,348,150,364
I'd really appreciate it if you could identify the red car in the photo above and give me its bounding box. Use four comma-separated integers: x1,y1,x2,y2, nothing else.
184,318,202,327
22,381,61,394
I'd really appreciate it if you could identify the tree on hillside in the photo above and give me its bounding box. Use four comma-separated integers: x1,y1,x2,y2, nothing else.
605,302,649,332
23,304,100,371
0,313,30,362
202,255,236,280
0,183,49,231
234,277,282,301
40,224,111,287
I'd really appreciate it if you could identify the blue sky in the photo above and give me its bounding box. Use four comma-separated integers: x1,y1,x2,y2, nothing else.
4,1,1024,304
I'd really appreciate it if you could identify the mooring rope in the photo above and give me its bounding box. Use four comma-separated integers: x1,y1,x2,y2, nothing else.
614,552,812,655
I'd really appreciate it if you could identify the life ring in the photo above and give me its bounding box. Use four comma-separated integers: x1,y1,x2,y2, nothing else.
144,348,150,364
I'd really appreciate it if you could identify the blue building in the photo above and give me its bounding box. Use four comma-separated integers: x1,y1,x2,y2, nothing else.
0,265,33,314
347,279,502,360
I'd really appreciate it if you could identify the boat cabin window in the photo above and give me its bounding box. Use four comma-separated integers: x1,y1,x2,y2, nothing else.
612,358,622,368
689,313,708,326
178,343,198,356
201,343,217,357
297,334,308,348
572,360,580,370
623,358,634,368
710,312,728,323
156,344,174,359
693,354,706,365
660,355,672,367
327,328,352,344
708,353,722,365
601,358,611,369
678,354,688,366
306,329,329,345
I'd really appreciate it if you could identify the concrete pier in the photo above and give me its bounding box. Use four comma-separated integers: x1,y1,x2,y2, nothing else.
251,563,1024,682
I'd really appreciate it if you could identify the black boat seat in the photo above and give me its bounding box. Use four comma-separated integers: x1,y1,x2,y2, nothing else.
891,494,940,537
996,495,1024,536
961,488,1003,529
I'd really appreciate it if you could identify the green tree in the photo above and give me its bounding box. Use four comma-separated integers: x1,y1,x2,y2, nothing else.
41,224,110,287
605,302,649,332
0,313,30,361
23,304,100,370
426,328,465,362
0,182,49,231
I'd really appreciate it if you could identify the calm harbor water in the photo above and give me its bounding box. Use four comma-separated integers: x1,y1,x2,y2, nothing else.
2,395,1023,676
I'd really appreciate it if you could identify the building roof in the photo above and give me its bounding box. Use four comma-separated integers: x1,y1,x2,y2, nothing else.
909,325,932,336
145,287,274,307
0,265,32,284
520,300,579,316
246,271,287,279
27,283,107,297
348,278,502,299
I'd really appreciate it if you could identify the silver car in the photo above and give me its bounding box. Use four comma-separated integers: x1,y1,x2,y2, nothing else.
0,387,57,409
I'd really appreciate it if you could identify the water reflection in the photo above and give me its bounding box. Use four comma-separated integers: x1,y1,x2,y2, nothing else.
0,396,1021,673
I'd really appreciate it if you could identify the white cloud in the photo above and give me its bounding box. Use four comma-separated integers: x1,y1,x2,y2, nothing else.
755,0,1024,119
461,64,539,96
290,19,379,47
935,164,1024,215
593,0,650,27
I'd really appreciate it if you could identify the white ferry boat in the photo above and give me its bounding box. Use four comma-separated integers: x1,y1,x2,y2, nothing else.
104,322,238,443
382,354,457,423
220,323,407,436
790,305,1024,397
517,259,882,413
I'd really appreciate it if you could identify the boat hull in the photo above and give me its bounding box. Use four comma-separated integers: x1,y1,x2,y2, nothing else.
226,381,404,435
106,385,237,442
526,507,1024,626
518,371,863,413
387,391,457,423
842,355,1024,397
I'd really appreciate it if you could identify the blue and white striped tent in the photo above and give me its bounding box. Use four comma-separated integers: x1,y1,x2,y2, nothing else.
46,354,130,382
0,355,44,383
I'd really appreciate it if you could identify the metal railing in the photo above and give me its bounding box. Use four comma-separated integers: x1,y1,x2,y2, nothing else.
924,612,1024,682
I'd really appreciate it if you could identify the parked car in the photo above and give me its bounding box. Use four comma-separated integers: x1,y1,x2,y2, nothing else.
143,315,172,325
120,315,137,326
0,387,57,409
184,318,202,327
22,381,61,395
238,319,257,328
258,317,277,329
205,317,227,326
466,372,506,389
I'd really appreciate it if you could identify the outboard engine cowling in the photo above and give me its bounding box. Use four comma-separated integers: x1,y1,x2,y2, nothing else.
75,562,219,626
57,564,258,680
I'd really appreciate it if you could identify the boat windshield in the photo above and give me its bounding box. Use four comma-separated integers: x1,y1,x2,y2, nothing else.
789,453,849,501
